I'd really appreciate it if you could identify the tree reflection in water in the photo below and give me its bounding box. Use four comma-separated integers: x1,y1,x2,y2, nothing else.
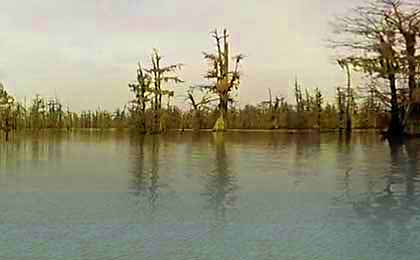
129,134,165,214
343,137,420,246
201,133,238,224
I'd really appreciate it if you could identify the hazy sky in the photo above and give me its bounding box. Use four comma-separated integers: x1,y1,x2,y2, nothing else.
0,0,360,111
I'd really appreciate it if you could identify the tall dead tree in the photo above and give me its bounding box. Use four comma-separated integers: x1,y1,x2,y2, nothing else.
337,87,346,131
337,59,353,132
203,29,244,132
135,49,183,134
129,63,151,133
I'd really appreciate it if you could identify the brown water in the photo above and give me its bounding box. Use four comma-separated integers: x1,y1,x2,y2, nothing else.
0,130,419,259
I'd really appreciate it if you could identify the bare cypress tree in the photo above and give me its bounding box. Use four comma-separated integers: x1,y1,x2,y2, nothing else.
294,79,304,113
202,29,244,132
337,59,353,132
314,88,323,129
129,63,151,133
128,50,182,134
145,49,183,134
329,0,410,135
337,87,346,131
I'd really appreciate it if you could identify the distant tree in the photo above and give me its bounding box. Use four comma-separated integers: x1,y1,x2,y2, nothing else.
29,95,46,130
145,49,183,134
202,29,244,132
129,63,152,133
293,79,312,128
337,87,346,131
46,98,63,128
294,79,304,114
113,106,127,129
314,88,323,129
65,106,73,130
337,58,353,132
260,88,285,129
0,83,16,141
322,103,339,129
186,87,216,131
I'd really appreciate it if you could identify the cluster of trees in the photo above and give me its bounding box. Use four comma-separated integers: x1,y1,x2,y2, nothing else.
0,83,17,141
127,29,243,134
125,28,389,134
127,49,183,134
0,84,131,140
331,0,420,136
0,78,390,139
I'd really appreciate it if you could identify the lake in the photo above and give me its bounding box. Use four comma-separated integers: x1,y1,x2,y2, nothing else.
1,130,419,260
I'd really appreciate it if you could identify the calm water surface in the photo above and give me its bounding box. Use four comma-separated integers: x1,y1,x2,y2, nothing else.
1,130,420,259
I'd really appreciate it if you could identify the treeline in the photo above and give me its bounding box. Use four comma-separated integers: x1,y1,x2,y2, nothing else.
184,83,389,131
124,28,388,134
0,80,389,140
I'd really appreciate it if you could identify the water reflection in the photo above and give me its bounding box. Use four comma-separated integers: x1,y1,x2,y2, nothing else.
337,132,351,150
4,131,420,258
295,133,321,159
404,139,419,198
335,132,353,195
346,137,420,245
0,131,66,172
293,133,321,186
129,135,164,214
201,133,238,223
384,138,419,197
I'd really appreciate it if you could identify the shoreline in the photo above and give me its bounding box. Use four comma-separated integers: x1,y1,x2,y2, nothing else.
171,128,383,133
13,128,384,133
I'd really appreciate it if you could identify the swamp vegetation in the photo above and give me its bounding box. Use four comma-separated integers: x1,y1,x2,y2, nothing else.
2,0,420,140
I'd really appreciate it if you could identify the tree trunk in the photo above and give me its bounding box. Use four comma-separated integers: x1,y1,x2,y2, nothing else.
387,73,403,136
152,93,160,134
213,95,228,132
140,91,147,134
405,33,416,99
337,89,344,132
5,117,10,142
345,66,352,132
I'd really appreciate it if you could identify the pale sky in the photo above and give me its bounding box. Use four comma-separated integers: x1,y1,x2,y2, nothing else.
0,0,360,112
